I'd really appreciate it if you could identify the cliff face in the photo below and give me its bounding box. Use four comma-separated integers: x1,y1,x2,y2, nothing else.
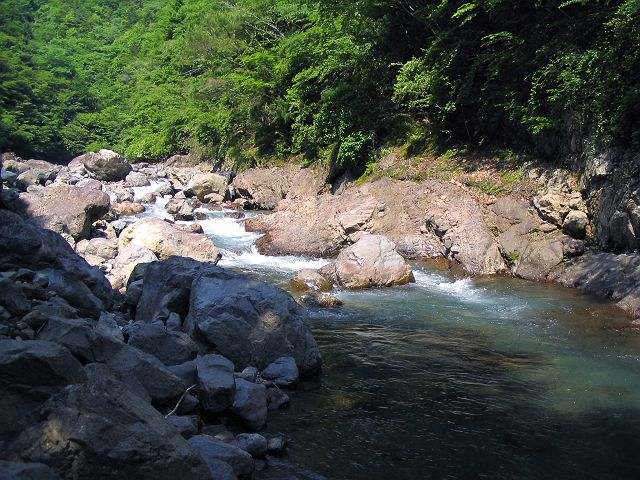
581,150,640,253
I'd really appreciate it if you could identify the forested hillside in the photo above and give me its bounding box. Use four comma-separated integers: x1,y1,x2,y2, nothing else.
1,0,638,173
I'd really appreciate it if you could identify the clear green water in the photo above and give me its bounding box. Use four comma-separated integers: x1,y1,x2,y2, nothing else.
262,269,640,480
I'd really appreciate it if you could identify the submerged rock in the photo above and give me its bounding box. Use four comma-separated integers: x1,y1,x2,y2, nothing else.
0,461,62,480
188,435,254,479
290,269,333,292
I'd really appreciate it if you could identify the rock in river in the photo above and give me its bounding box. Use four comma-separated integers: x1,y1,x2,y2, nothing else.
334,234,414,288
184,264,322,376
119,218,221,262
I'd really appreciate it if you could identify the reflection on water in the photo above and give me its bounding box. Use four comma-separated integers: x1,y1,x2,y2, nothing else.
132,192,640,479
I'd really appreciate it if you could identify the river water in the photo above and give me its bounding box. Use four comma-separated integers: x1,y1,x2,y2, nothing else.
135,190,640,480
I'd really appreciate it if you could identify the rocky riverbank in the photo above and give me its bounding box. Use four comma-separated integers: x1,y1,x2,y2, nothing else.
235,158,640,322
1,146,639,478
0,150,325,480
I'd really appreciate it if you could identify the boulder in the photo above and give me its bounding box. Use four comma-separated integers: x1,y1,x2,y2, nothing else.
232,378,268,430
0,340,86,440
127,322,198,366
188,435,254,479
78,149,132,182
195,354,236,414
562,210,589,238
533,192,571,227
233,166,328,210
290,269,332,292
14,160,61,190
184,173,228,202
256,458,327,480
261,356,299,387
334,234,414,288
125,171,150,187
37,316,121,363
168,360,198,386
232,433,268,458
106,344,186,404
550,252,640,319
119,218,221,262
6,364,210,480
0,461,62,480
265,387,290,411
17,183,110,241
166,415,199,439
76,237,118,262
134,256,201,324
184,265,321,376
0,278,31,316
36,268,106,318
113,201,145,217
113,244,158,287
103,183,135,203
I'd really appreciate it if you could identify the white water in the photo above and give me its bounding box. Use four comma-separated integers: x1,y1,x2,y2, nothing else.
128,187,517,307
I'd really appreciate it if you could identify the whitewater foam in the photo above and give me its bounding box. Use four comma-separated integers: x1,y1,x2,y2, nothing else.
219,246,329,272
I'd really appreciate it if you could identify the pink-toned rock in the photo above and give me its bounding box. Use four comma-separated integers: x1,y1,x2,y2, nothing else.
334,234,414,289
18,183,110,240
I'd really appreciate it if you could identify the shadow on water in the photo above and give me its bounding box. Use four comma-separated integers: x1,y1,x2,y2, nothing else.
265,321,640,480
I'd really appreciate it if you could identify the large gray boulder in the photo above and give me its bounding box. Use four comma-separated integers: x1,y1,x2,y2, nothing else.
134,256,202,324
17,183,110,241
127,322,198,366
37,316,121,363
184,265,321,376
334,234,414,289
195,354,236,414
5,364,211,480
231,378,267,430
36,269,107,318
188,435,254,479
106,344,186,404
77,149,132,182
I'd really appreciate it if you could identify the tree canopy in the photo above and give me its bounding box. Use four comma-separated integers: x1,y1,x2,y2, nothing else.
1,0,638,172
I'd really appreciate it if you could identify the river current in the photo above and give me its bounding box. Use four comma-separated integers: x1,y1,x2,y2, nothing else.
134,187,640,480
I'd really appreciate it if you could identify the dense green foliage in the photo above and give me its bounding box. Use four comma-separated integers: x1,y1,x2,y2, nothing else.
1,0,638,171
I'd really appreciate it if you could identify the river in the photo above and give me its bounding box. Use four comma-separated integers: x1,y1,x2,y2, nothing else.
134,189,640,480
